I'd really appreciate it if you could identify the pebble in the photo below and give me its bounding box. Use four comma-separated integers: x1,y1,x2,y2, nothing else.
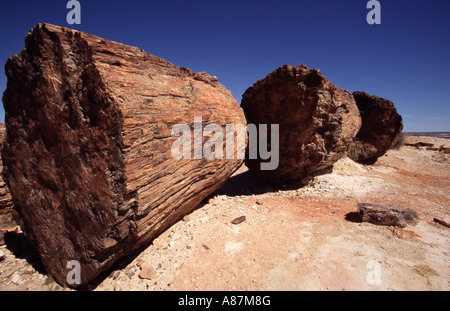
139,264,157,280
11,273,22,285
256,200,264,205
152,238,163,248
168,241,177,248
231,216,246,225
112,271,120,280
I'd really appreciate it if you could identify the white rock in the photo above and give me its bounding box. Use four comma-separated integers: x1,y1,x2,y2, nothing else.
11,273,23,285
168,241,177,248
225,241,244,255
0,249,5,259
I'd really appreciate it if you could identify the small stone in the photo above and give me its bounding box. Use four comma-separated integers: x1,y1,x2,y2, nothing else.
139,264,157,280
232,216,246,225
208,198,214,204
256,200,264,205
112,271,120,280
152,238,162,248
11,273,22,285
0,249,5,260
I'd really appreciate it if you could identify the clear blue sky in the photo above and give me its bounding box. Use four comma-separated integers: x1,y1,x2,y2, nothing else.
1,0,449,131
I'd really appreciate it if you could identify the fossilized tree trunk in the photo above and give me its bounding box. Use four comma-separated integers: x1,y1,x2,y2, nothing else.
2,23,246,288
348,92,403,164
241,64,361,182
0,124,13,214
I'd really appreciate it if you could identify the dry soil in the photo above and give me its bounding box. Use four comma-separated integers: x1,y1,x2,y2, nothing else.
0,135,449,291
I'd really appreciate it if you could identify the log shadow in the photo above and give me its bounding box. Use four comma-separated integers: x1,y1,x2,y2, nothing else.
345,212,362,223
84,200,211,291
214,165,333,197
4,231,48,275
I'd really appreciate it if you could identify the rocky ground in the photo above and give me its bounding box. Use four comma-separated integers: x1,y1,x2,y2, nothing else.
0,135,449,291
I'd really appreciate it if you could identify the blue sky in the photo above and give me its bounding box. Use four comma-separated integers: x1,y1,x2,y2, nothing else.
0,0,449,131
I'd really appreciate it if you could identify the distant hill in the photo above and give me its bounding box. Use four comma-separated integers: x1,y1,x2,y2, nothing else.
405,132,450,139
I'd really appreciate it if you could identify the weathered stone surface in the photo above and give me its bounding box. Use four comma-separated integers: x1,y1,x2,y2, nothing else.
139,264,157,280
348,92,403,163
439,145,450,154
0,124,13,214
2,23,246,288
241,64,361,182
357,203,419,228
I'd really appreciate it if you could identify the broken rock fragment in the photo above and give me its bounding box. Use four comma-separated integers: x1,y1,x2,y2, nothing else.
357,203,419,228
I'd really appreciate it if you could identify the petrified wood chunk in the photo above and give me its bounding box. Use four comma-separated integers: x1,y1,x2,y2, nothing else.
2,23,246,288
357,203,419,228
241,64,361,182
0,124,13,215
348,92,403,163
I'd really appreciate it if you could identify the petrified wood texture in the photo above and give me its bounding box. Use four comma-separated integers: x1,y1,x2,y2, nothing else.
0,124,13,214
241,64,361,182
348,92,403,163
357,203,419,228
2,23,246,288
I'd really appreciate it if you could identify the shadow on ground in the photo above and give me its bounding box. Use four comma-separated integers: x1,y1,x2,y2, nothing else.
4,231,47,275
345,212,362,223
214,165,334,197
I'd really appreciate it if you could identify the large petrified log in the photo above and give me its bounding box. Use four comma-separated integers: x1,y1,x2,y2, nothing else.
0,124,13,215
2,23,246,288
241,64,361,182
348,91,403,163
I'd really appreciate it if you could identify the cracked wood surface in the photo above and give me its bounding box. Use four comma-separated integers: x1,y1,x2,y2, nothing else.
1,23,246,288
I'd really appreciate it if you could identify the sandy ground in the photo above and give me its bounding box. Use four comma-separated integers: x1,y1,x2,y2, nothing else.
0,135,449,291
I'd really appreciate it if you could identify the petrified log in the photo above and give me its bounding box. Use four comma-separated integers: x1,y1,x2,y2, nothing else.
357,203,419,228
241,64,361,182
348,92,403,163
0,124,13,215
2,23,246,288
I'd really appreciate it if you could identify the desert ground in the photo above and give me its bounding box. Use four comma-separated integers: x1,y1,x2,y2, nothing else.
0,135,449,291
